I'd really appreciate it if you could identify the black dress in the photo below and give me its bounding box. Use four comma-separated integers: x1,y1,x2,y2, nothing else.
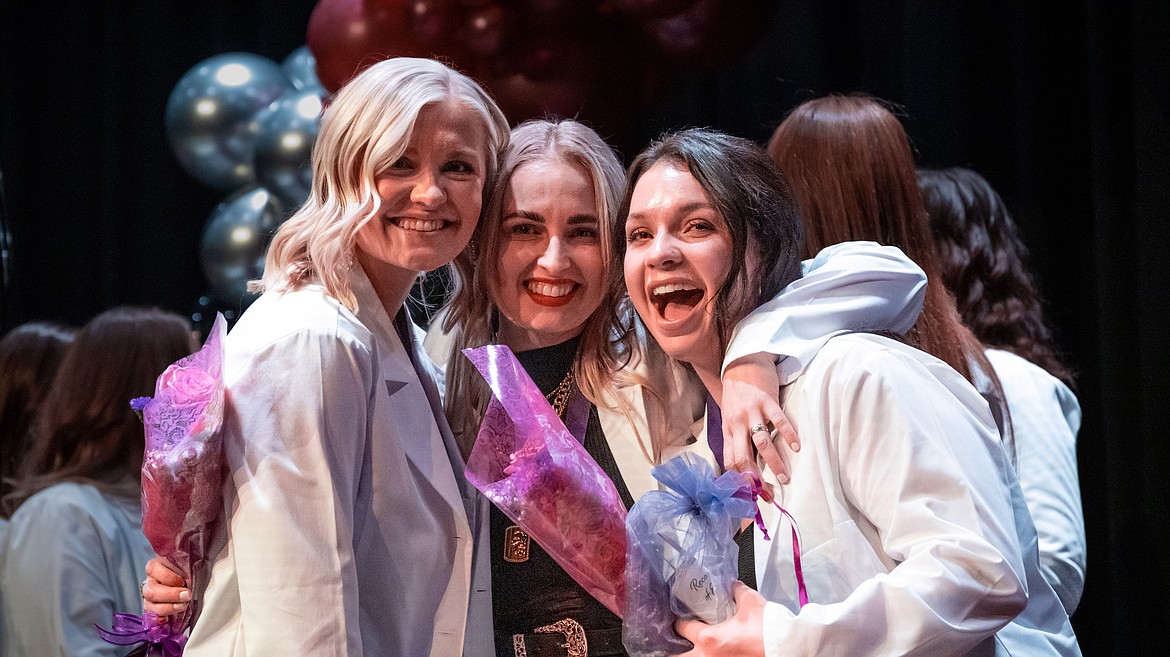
489,337,754,656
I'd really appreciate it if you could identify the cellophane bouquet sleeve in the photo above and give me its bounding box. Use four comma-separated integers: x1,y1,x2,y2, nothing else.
98,313,228,656
462,344,628,616
622,453,762,657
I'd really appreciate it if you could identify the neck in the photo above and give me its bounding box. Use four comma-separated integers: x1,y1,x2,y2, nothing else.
693,361,723,407
497,322,585,353
355,252,418,318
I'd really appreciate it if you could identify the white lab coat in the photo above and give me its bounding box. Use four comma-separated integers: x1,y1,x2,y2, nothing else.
0,482,153,657
986,348,1085,614
186,265,488,657
743,333,1079,656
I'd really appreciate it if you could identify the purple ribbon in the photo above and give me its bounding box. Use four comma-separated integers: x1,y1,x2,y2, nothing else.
709,398,809,608
96,612,187,657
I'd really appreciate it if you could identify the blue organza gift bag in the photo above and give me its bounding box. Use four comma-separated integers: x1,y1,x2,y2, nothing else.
622,453,769,657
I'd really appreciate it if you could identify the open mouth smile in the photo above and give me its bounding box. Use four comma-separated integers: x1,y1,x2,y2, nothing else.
651,283,704,322
525,279,579,307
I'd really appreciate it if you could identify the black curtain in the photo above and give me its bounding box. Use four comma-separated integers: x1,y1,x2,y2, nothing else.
2,1,1165,651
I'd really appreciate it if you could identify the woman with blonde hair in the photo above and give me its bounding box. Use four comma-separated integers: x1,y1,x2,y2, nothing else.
162,56,509,657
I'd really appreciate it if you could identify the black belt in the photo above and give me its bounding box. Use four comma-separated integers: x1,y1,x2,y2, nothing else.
511,618,625,657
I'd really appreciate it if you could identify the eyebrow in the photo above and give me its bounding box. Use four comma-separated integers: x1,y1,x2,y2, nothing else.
504,210,600,224
626,200,713,221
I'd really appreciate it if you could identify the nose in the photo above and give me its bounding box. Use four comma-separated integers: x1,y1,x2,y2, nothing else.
646,232,682,269
536,236,570,274
410,171,446,208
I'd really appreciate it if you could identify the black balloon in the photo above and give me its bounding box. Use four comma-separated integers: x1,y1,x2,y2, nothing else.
253,89,325,211
199,186,284,302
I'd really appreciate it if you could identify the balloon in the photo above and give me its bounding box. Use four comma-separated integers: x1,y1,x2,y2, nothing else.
254,89,325,210
641,0,778,68
281,45,327,94
407,0,461,52
165,53,293,190
606,0,694,18
307,0,429,93
199,186,284,302
459,3,510,57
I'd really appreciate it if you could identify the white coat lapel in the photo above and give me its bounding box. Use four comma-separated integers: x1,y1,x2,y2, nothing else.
347,268,469,523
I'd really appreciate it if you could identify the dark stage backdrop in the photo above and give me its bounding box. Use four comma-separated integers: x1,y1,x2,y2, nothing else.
1,0,1166,650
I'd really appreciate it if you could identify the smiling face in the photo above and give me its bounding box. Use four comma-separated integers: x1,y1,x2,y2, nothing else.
492,157,606,352
623,160,732,375
354,99,488,289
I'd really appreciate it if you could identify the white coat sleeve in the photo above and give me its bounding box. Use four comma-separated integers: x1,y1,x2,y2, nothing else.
722,241,926,382
989,350,1086,614
762,346,1027,656
222,328,376,657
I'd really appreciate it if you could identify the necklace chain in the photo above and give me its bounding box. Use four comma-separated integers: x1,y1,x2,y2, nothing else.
545,369,575,417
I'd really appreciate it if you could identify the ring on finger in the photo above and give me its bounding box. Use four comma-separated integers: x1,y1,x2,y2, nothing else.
749,422,771,436
141,578,149,599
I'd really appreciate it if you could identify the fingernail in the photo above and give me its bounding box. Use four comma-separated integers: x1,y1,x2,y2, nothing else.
777,473,789,484
790,442,800,452
173,603,188,612
179,590,191,602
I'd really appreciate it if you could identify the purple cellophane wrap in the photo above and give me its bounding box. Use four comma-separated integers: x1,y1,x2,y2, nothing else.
623,453,761,657
100,313,227,653
462,344,628,616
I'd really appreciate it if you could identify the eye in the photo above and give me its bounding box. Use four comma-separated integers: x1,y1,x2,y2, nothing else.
506,220,542,239
443,159,476,175
389,157,413,170
569,225,600,241
686,218,717,234
626,227,652,243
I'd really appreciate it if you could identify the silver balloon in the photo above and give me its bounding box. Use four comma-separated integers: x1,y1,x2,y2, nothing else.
199,186,284,301
281,45,327,94
166,53,292,190
254,89,324,211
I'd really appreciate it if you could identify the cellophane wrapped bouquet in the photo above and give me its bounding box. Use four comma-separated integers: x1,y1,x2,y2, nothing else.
98,313,228,656
623,452,765,657
463,344,628,616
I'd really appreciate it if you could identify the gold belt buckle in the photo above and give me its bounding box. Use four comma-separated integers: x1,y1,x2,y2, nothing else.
513,617,588,657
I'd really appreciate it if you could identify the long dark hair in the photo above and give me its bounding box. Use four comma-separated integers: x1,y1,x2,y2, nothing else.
768,94,991,386
613,127,805,350
5,307,194,512
0,322,76,516
919,167,1074,387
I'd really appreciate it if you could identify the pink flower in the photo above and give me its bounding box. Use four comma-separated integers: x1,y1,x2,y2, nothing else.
157,365,216,406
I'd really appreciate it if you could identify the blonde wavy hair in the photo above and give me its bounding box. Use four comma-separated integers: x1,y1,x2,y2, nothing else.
438,118,636,456
254,57,510,310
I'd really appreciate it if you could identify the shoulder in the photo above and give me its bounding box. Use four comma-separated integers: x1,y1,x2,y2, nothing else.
796,333,985,408
986,348,1078,403
7,483,120,536
227,286,376,360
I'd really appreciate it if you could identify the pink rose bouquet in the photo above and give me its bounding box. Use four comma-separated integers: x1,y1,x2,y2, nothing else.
99,313,228,656
463,344,628,616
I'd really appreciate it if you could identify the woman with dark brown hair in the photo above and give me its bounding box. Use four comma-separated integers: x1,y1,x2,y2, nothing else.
0,306,195,657
0,321,76,520
919,166,1085,614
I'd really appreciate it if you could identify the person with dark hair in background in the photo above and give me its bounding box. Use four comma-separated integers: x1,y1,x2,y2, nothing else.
0,321,76,523
0,307,195,657
919,166,1085,614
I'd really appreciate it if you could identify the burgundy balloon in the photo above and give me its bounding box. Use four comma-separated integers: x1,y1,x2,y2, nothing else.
308,0,428,92
605,0,694,18
406,0,461,50
641,0,778,68
460,3,510,57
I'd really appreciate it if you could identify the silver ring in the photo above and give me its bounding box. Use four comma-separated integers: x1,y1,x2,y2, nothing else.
749,423,770,436
141,578,149,599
